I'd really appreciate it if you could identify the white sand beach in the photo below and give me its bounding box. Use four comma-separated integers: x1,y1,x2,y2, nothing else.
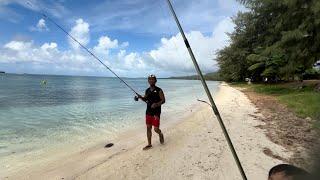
4,83,291,180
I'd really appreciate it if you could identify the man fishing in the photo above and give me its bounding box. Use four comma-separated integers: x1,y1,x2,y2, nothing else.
136,74,165,150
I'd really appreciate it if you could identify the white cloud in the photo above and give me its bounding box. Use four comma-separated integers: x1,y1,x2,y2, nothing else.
93,36,118,56
116,50,145,70
147,17,234,74
68,18,90,50
41,42,57,50
98,36,118,49
36,19,48,31
108,18,234,76
2,41,59,64
4,41,32,51
30,18,49,32
1,40,87,67
0,17,234,77
92,36,131,66
0,38,121,75
93,17,234,76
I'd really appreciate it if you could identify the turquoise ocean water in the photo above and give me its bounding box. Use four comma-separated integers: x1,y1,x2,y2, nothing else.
0,74,220,173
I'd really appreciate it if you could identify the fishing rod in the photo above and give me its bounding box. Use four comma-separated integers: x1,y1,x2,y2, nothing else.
28,2,246,177
26,2,139,96
165,0,247,179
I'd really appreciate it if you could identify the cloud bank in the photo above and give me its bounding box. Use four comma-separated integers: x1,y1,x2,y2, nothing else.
0,16,234,77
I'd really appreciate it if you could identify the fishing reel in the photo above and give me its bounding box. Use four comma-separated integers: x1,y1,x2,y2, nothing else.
134,96,139,101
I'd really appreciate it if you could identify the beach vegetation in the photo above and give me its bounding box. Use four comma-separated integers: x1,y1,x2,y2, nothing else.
217,0,320,82
232,81,320,126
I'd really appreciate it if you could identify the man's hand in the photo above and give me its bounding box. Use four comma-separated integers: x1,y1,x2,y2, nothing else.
137,94,147,102
151,103,158,108
134,94,142,101
137,94,143,99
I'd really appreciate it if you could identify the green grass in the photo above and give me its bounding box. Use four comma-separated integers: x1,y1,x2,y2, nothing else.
278,92,320,121
232,82,320,123
228,82,248,88
252,84,296,94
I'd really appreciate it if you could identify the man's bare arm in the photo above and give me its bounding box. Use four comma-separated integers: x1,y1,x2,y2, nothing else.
152,90,165,108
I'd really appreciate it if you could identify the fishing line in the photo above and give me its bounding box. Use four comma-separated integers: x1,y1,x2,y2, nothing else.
26,1,139,96
27,1,246,178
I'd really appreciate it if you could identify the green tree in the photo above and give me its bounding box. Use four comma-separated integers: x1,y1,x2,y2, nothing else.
217,0,320,82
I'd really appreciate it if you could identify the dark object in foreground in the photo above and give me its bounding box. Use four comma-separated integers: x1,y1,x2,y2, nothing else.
104,143,114,148
143,145,152,150
268,164,312,180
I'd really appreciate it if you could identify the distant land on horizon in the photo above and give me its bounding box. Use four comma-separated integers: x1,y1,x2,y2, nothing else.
168,72,222,81
1,72,223,81
1,72,174,80
2,72,144,79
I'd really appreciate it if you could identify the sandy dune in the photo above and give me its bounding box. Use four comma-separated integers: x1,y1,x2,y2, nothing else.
5,83,290,180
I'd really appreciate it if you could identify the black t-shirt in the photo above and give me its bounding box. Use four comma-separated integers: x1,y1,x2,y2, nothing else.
145,86,162,116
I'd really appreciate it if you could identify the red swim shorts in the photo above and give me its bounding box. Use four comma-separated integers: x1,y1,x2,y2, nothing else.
146,114,160,127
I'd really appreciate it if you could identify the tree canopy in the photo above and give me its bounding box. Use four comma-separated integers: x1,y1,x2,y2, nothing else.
217,0,320,82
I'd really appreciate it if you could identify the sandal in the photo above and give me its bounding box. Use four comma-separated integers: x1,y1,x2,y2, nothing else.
143,145,152,150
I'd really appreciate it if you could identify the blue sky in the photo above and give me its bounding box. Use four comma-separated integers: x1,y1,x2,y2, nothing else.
0,0,243,77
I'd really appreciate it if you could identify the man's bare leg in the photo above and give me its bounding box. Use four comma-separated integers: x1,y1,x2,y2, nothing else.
143,125,153,150
154,127,164,144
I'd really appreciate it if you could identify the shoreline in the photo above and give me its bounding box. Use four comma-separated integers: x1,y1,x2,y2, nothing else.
4,83,291,179
1,79,220,178
2,92,210,179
